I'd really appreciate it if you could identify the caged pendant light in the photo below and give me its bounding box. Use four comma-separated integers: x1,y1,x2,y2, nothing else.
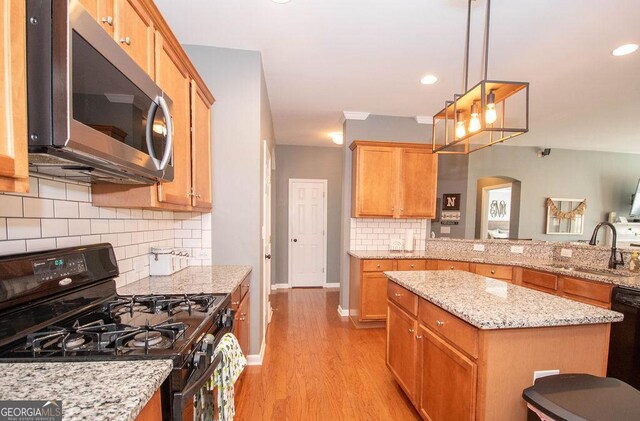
432,0,529,154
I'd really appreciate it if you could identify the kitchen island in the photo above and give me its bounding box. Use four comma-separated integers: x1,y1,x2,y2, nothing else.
384,270,623,421
0,360,172,421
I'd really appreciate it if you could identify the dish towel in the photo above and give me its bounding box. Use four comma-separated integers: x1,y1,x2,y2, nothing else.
193,333,247,421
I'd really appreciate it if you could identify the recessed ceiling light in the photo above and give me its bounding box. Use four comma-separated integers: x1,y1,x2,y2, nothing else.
420,74,438,85
271,0,291,3
330,132,343,145
612,43,638,56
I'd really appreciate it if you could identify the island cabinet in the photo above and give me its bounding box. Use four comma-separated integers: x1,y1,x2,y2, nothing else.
349,256,426,327
88,0,215,210
386,280,612,421
231,274,251,356
0,0,29,193
350,141,438,219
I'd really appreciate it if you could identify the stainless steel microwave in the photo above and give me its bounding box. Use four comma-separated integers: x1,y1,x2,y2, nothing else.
26,0,174,184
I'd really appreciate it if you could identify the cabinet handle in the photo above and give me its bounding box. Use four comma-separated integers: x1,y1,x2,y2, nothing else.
231,301,240,306
410,264,414,268
394,293,402,297
376,264,381,268
436,320,445,326
400,208,404,213
391,207,395,211
120,37,131,45
491,269,496,274
408,328,415,333
416,335,423,340
450,266,454,270
101,16,113,26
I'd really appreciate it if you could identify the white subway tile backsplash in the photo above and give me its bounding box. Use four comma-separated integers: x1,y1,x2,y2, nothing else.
8,218,41,239
91,219,110,234
26,238,57,252
350,217,429,251
0,174,211,284
65,184,90,202
54,200,79,218
0,195,23,217
42,218,69,238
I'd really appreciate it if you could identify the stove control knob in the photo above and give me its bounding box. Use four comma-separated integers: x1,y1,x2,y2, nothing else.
58,277,72,286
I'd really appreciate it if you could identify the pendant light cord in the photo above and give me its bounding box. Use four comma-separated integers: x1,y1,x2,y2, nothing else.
483,0,491,80
462,0,472,91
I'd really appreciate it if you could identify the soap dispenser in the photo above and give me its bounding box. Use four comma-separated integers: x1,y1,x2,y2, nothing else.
630,251,640,273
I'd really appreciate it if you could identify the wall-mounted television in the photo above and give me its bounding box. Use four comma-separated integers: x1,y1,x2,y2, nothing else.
630,179,640,218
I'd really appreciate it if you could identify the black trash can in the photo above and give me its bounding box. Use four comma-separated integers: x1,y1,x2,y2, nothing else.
522,373,640,421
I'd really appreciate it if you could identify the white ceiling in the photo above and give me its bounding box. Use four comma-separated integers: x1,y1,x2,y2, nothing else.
155,0,640,152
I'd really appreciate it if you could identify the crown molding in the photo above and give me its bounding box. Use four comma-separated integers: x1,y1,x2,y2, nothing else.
343,111,370,121
414,116,432,125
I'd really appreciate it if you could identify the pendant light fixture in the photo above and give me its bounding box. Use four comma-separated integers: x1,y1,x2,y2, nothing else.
432,0,529,154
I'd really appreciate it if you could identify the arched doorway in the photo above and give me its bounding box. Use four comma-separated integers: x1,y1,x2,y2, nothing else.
475,176,522,240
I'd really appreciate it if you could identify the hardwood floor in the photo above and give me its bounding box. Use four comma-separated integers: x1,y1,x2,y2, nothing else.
235,288,420,420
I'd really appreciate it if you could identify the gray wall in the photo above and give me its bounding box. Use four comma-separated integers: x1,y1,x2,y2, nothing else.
465,145,640,241
340,115,432,310
184,45,266,355
273,145,343,286
432,154,469,239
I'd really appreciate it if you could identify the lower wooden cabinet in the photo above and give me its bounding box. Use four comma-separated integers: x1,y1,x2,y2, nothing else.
386,301,419,402
232,275,251,356
361,272,388,320
433,260,470,271
135,389,162,421
418,326,477,421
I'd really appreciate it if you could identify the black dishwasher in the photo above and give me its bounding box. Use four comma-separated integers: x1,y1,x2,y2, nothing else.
607,286,640,390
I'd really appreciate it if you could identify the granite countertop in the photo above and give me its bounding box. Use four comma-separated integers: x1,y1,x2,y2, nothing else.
385,270,623,330
0,360,172,421
348,250,640,289
118,265,252,295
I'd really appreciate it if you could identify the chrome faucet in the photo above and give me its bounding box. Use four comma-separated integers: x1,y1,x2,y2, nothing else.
589,222,624,269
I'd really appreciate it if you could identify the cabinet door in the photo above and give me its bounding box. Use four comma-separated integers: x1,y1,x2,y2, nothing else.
419,326,477,421
0,0,29,193
190,80,213,209
361,272,388,320
155,32,191,207
399,148,438,218
236,293,250,356
387,301,419,402
435,260,470,271
353,146,398,217
114,0,154,77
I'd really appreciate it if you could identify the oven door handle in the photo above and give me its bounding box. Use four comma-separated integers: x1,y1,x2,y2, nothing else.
173,352,223,421
171,323,233,421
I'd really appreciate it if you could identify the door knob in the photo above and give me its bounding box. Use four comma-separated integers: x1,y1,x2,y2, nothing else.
292,239,298,242
265,254,271,259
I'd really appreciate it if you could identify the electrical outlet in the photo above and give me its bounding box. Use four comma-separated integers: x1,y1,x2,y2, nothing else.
561,248,573,258
510,245,524,254
533,369,559,384
473,244,485,252
440,226,451,234
197,249,212,260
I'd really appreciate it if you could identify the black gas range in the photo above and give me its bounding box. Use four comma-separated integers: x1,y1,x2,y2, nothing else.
0,243,232,420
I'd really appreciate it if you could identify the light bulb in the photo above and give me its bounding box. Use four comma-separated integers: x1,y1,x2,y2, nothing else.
455,120,466,139
469,102,481,132
485,91,497,124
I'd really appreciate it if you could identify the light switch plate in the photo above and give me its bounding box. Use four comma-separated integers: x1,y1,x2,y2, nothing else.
510,245,524,254
560,248,573,258
473,244,485,252
440,226,451,234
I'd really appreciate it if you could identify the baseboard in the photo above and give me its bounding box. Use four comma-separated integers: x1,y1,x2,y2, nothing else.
323,282,340,288
246,337,266,366
271,283,290,290
337,305,349,317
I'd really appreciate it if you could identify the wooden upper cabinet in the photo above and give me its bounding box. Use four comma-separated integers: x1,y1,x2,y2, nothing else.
399,148,437,218
352,145,397,217
77,0,115,35
350,141,437,218
0,0,29,193
114,0,154,77
155,31,191,207
190,80,213,210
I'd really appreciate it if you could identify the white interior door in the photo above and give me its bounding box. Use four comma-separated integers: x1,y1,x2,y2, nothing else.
289,179,327,287
263,142,272,326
